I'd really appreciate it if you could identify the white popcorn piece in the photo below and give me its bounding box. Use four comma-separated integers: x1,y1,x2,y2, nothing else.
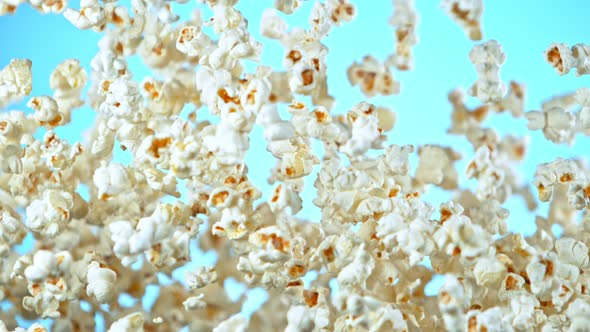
0,0,25,15
20,250,73,318
347,55,400,98
0,323,49,332
567,298,590,331
465,307,514,332
185,266,218,289
0,59,32,108
555,237,589,268
109,202,196,267
433,212,490,258
525,107,576,144
441,0,483,40
468,40,507,103
506,294,538,330
29,0,65,13
212,314,248,332
439,275,466,332
494,81,526,117
25,190,74,237
50,59,87,101
40,130,84,169
140,164,180,198
183,294,206,310
325,0,355,26
274,0,301,15
86,261,117,303
545,43,590,76
337,243,375,288
63,0,106,31
107,312,144,332
388,0,419,71
341,102,384,157
176,25,212,57
472,254,506,287
533,158,579,202
415,145,460,189
0,211,26,255
260,9,288,40
93,161,134,200
24,250,71,282
28,96,64,128
268,184,303,214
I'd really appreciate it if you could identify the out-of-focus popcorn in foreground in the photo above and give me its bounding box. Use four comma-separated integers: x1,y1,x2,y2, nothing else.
1,0,590,331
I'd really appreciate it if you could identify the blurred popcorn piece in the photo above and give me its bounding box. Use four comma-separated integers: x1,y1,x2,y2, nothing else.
468,40,507,103
441,0,483,41
0,59,32,108
347,55,400,98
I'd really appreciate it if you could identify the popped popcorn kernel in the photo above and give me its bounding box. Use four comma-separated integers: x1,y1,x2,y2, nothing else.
0,59,32,108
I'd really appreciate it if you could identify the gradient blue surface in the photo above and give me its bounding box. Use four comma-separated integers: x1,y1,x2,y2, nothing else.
2,0,590,330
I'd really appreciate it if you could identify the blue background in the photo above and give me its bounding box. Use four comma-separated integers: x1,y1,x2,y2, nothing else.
1,0,590,330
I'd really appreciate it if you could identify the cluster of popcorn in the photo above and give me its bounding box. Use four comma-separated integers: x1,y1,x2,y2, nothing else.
1,1,590,331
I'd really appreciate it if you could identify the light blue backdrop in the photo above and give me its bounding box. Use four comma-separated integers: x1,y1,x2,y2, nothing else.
1,0,590,330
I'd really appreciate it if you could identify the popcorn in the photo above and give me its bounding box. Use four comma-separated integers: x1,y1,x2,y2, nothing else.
29,0,65,14
347,55,401,98
415,145,460,189
25,190,74,238
439,275,466,332
341,102,385,157
388,0,419,70
0,211,26,255
336,243,375,288
441,0,483,40
20,250,73,318
50,59,86,104
213,314,248,332
185,266,218,289
468,40,507,103
0,0,25,15
533,158,579,202
63,0,106,31
108,202,196,266
176,25,212,58
525,107,576,144
274,0,301,15
4,1,590,330
465,307,514,332
567,298,590,331
28,96,64,128
93,161,134,200
545,43,590,76
107,312,144,332
260,9,288,40
433,212,491,258
472,254,506,287
86,261,117,303
554,237,589,268
183,293,206,310
24,250,71,282
0,59,32,108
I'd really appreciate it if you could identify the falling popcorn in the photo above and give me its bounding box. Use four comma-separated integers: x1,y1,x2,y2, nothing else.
1,1,590,331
